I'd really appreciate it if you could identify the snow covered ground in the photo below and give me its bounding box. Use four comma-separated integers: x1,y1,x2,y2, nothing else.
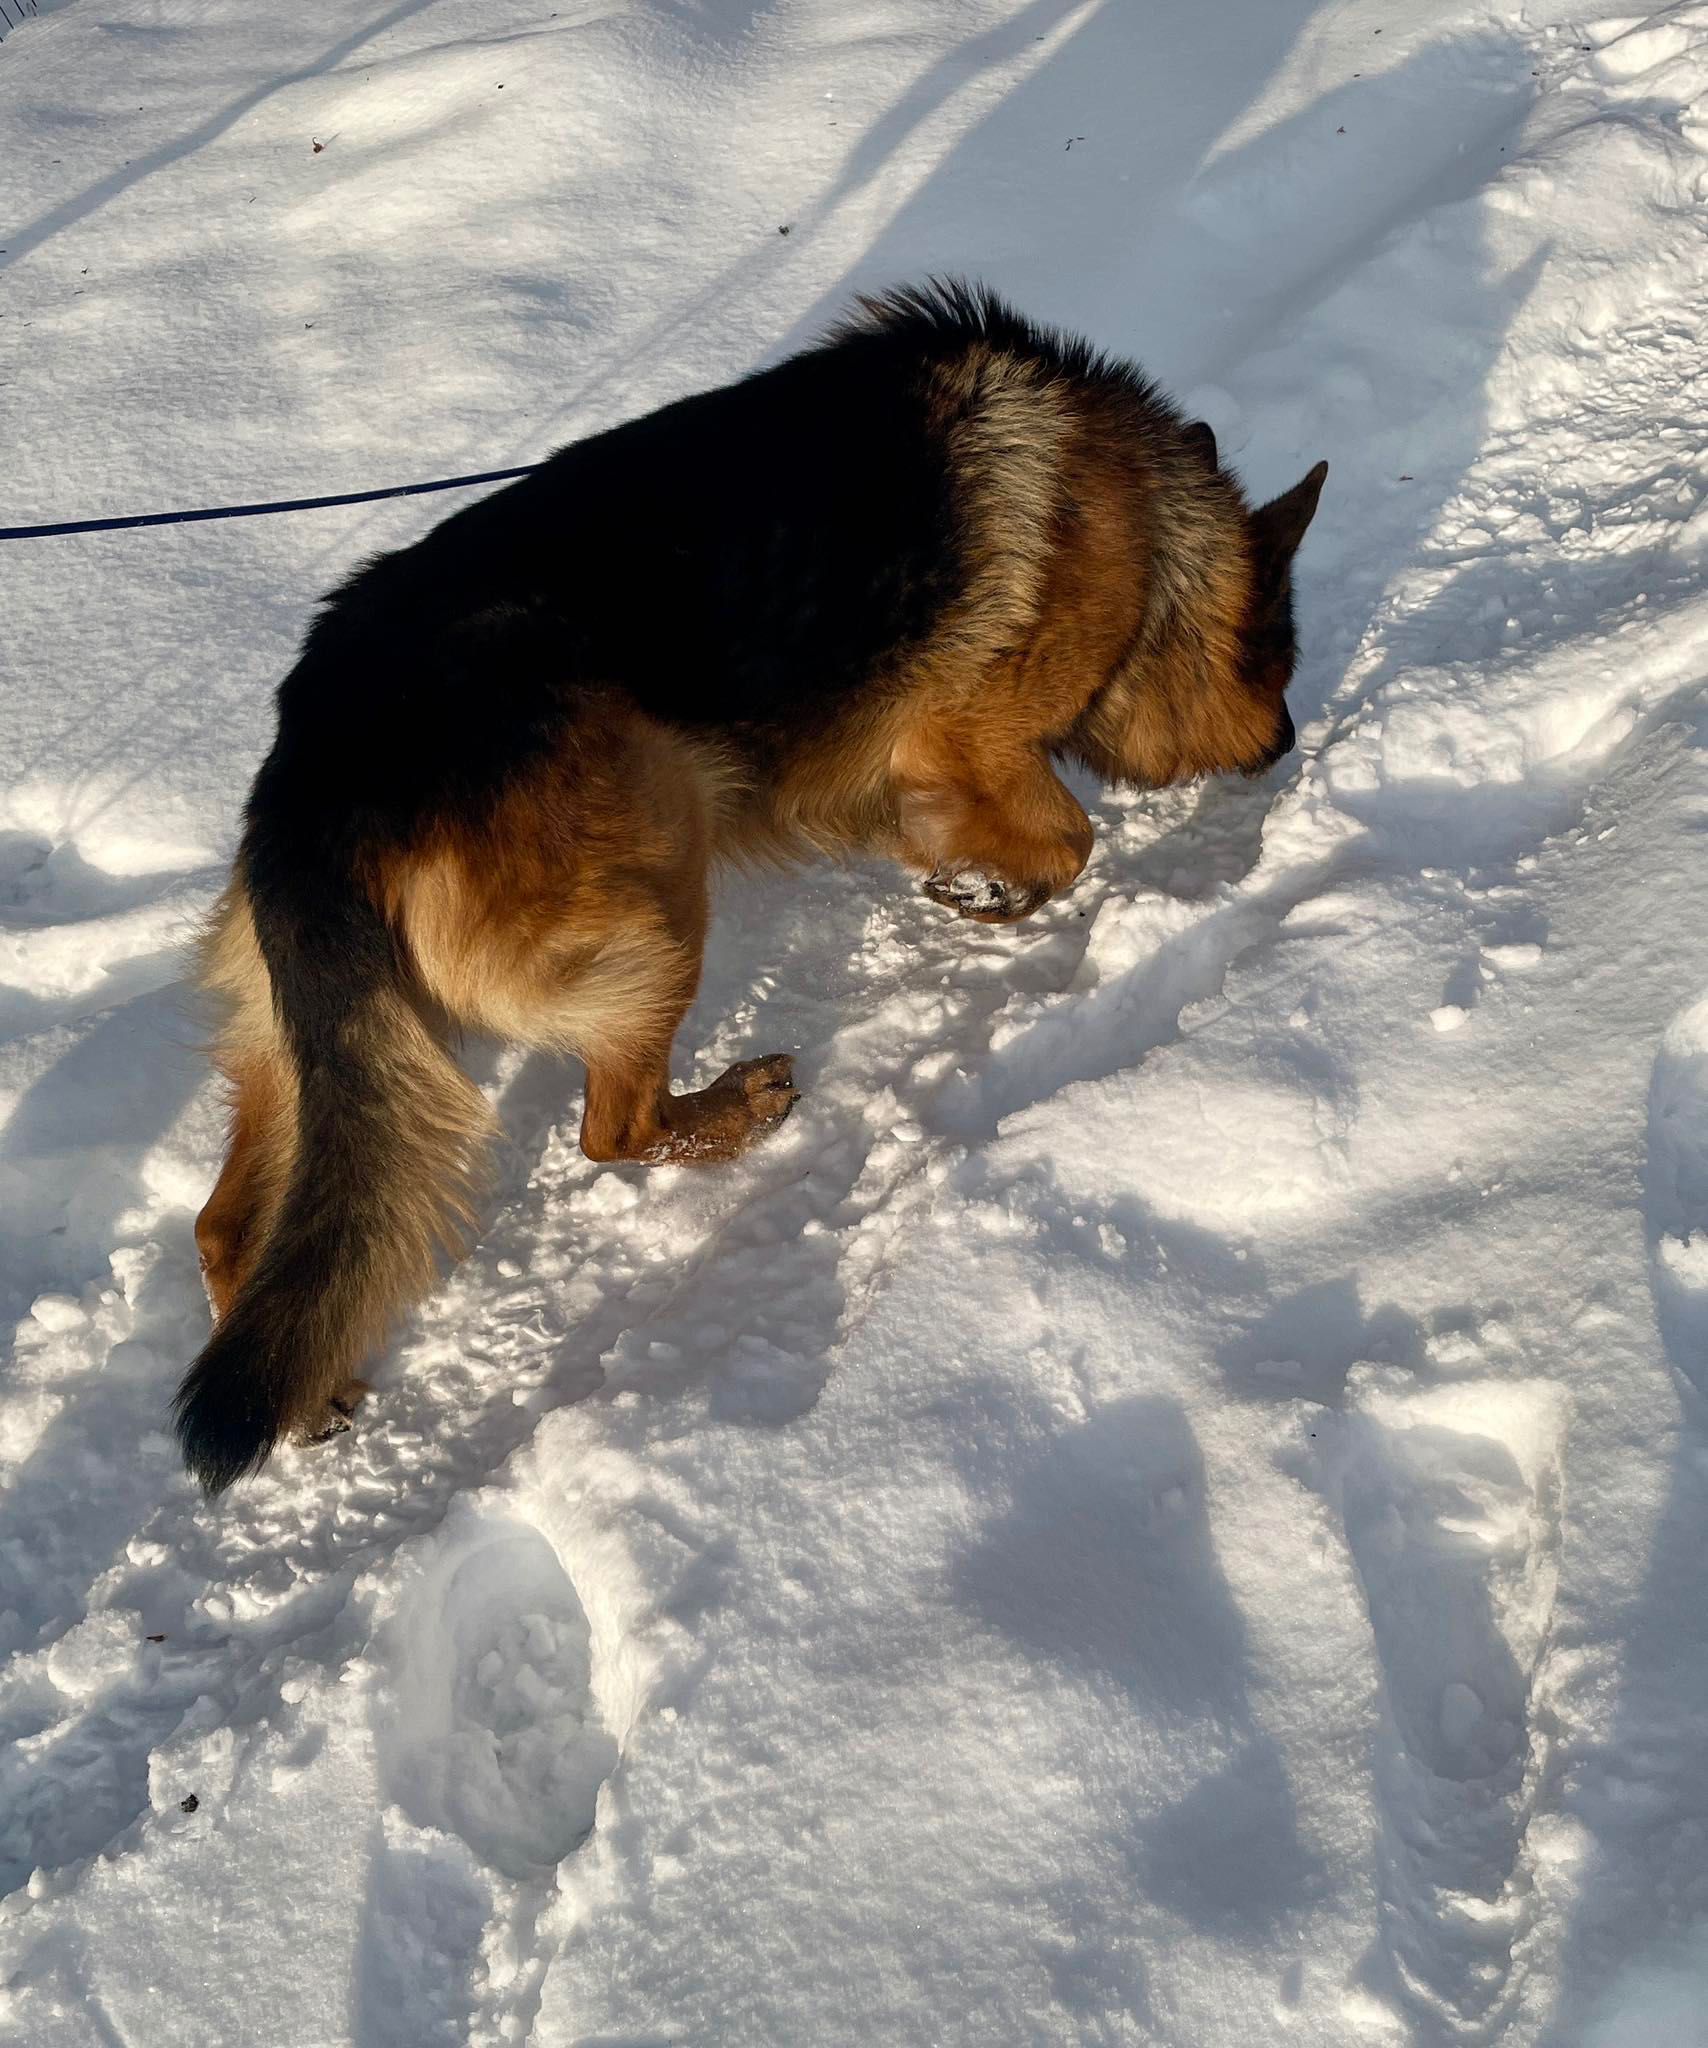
3,0,1708,2041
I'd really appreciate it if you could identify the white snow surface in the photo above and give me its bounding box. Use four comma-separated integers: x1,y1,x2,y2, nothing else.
4,0,1708,2042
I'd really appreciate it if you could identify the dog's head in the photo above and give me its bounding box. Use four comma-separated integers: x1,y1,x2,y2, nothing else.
1066,434,1326,790
1228,452,1328,777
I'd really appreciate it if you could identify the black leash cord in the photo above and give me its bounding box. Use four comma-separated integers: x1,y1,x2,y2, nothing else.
0,463,543,540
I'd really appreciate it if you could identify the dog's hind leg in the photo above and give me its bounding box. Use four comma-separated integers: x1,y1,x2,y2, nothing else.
195,1049,293,1322
398,705,800,1169
566,876,799,1167
194,890,298,1322
582,1035,799,1165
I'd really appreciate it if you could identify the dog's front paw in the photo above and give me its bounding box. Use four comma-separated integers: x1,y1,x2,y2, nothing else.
923,866,1050,923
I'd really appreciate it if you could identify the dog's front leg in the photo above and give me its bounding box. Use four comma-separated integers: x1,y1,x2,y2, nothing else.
891,727,1093,924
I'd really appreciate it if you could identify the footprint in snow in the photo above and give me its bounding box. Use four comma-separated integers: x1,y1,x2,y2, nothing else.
371,1506,618,1881
1646,990,1708,1394
1323,1375,1562,2035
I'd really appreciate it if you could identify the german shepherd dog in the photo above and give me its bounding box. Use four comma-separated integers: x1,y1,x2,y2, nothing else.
177,282,1326,1492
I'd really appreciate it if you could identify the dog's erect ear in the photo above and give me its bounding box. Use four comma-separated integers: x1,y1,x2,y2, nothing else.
1182,419,1219,467
1252,459,1328,570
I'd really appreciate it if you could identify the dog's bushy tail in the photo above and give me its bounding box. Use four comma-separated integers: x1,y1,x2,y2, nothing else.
175,787,492,1494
